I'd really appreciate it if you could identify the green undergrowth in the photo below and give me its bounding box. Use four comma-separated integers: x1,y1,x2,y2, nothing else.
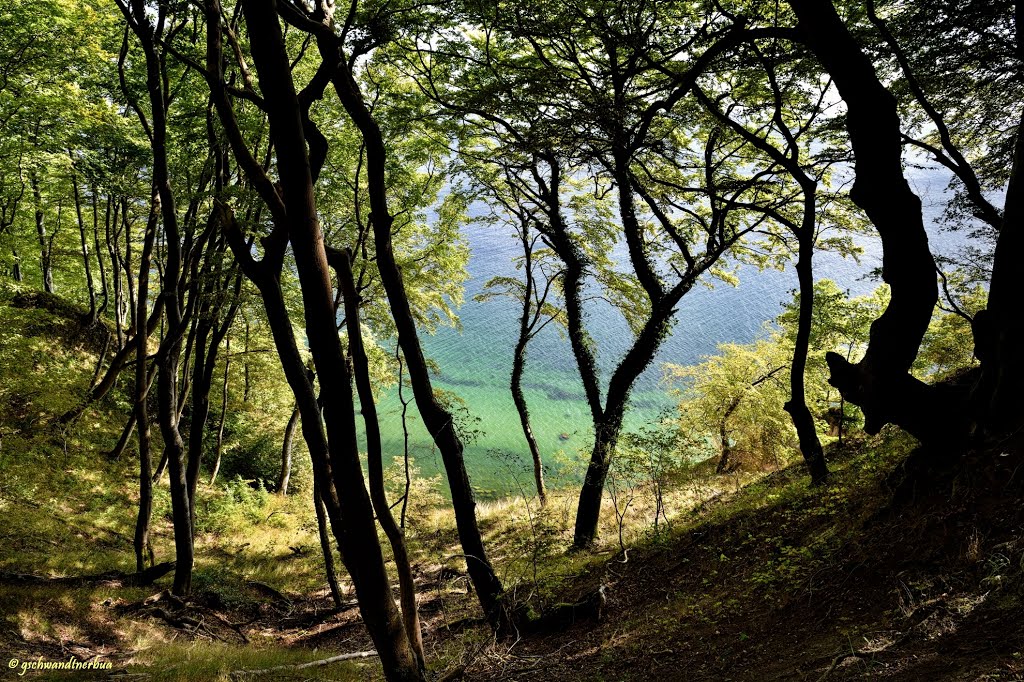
9,281,1014,682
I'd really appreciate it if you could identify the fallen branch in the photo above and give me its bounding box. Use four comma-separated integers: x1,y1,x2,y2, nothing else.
228,651,378,679
0,562,175,587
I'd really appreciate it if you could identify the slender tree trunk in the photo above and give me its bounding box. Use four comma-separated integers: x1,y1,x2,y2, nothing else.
243,318,251,403
336,248,425,666
277,405,300,495
716,397,742,474
71,167,97,324
122,198,136,332
237,3,421,676
512,230,546,506
314,483,345,610
31,172,54,294
785,226,828,484
210,335,230,485
134,192,159,572
11,246,22,282
106,196,124,347
91,185,109,317
324,35,505,632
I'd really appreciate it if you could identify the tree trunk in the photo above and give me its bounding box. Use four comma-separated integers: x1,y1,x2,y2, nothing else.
134,192,159,572
716,397,742,474
788,0,941,437
237,3,421,676
71,167,97,324
336,247,425,667
314,483,344,610
785,229,828,484
323,39,505,632
31,172,54,294
573,419,622,548
277,404,299,494
512,230,546,506
209,335,230,485
90,184,109,317
973,101,1024,437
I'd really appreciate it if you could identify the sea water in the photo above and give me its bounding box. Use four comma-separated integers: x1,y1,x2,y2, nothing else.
365,166,987,497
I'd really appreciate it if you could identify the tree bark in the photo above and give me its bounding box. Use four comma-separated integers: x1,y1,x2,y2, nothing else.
30,171,54,294
71,166,97,324
788,0,941,437
511,228,546,506
209,335,230,485
237,2,421,676
336,246,425,667
314,483,344,610
316,26,506,632
134,190,159,572
277,404,300,495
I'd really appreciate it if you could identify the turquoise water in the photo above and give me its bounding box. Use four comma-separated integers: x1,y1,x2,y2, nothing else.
366,166,982,497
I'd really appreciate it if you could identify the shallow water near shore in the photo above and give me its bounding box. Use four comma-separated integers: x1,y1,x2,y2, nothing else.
363,166,981,497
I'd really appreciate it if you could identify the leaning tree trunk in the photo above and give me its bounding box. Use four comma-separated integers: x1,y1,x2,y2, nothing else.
238,3,422,677
322,34,505,632
512,230,546,506
788,0,943,439
277,405,300,495
336,247,425,667
71,167,97,324
314,483,344,609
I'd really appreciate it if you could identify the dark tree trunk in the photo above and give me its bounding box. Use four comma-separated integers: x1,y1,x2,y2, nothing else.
117,0,194,596
512,228,546,506
336,247,425,666
788,0,943,438
318,30,505,632
314,484,344,610
242,318,251,403
209,335,230,485
277,404,300,495
236,3,421,677
134,193,159,572
973,103,1024,437
12,246,22,282
31,172,54,294
716,397,742,474
786,208,828,484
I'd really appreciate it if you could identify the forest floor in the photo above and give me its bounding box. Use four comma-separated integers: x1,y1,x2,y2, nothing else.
2,287,1023,681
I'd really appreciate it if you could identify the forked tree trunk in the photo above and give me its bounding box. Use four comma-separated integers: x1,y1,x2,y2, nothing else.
237,3,421,677
323,38,505,631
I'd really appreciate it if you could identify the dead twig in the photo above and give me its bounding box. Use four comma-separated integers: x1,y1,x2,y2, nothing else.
228,650,378,679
